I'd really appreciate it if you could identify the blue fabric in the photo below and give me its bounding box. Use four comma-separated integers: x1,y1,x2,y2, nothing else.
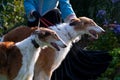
24,0,76,21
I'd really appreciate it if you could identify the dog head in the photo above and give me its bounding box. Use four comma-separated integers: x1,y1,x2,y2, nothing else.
70,17,105,39
33,28,67,51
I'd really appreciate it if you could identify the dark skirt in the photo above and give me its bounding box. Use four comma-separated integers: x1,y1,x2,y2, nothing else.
51,43,112,80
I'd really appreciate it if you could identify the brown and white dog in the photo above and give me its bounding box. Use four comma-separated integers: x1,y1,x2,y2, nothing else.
1,17,105,80
0,28,66,80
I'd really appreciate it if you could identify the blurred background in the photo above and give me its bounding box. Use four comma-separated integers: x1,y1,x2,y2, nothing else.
0,0,120,79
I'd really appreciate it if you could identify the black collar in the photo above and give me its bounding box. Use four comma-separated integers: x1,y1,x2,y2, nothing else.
31,39,39,48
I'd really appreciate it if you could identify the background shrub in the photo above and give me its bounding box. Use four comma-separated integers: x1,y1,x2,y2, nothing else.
0,0,25,35
0,0,120,79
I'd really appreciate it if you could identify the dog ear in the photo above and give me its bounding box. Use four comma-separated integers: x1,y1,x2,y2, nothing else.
69,19,82,26
32,30,40,35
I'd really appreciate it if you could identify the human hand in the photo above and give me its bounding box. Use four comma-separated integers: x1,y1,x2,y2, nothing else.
32,11,41,20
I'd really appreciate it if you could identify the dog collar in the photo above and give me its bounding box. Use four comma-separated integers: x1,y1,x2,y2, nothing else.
31,39,39,48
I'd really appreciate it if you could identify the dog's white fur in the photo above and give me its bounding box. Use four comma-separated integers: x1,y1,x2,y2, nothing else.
14,32,42,80
0,17,105,80
34,17,105,80
0,28,66,80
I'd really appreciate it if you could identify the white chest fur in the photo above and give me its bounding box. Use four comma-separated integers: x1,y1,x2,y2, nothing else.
50,23,77,71
14,36,41,80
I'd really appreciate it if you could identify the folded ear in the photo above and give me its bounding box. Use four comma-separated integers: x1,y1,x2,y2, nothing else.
69,18,82,26
32,30,41,35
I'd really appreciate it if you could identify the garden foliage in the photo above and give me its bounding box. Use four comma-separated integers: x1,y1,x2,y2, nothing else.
0,0,25,35
0,0,120,79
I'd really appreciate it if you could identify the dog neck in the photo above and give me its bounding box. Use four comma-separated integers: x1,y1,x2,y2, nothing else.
50,23,80,44
14,35,42,80
15,35,41,50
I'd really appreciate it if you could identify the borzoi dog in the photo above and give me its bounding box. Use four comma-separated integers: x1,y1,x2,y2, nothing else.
34,17,105,80
0,28,66,80
1,17,105,80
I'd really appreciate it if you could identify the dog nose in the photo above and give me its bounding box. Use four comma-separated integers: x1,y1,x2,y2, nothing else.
101,28,105,32
103,29,105,32
97,26,105,33
100,29,105,34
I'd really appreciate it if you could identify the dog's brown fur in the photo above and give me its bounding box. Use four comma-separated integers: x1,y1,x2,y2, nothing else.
0,42,22,80
0,27,66,80
2,26,57,77
35,47,56,76
1,17,104,80
3,26,37,42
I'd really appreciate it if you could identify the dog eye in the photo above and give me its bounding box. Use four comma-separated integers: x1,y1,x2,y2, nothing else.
44,32,51,37
53,34,59,40
39,33,44,38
